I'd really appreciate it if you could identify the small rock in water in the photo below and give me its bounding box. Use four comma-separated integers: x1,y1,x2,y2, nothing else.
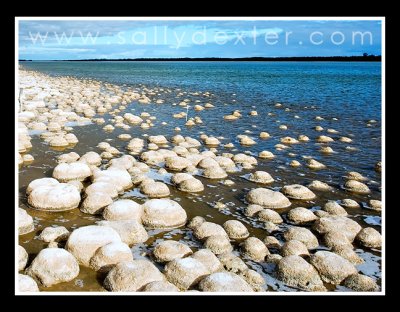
310,251,357,285
341,198,360,208
343,274,379,292
368,199,381,211
356,227,382,249
240,237,269,262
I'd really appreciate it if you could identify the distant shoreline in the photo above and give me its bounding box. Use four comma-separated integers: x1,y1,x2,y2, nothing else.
19,56,381,62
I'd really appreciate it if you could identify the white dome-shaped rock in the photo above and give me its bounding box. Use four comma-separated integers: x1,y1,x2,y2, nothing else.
19,245,28,271
164,257,210,290
277,255,326,291
89,242,133,272
142,199,187,229
246,188,291,209
153,240,193,263
313,216,362,242
66,225,122,266
310,251,357,285
19,208,34,235
283,227,319,249
193,222,228,240
97,220,148,246
281,184,316,200
104,260,164,292
26,248,79,287
204,235,233,255
18,274,39,292
223,220,249,240
52,162,92,182
199,272,253,292
28,183,81,212
248,171,274,184
287,207,317,224
241,237,269,262
103,199,143,222
356,227,381,249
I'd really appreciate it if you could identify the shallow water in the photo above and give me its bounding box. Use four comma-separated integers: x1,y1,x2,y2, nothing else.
18,61,382,292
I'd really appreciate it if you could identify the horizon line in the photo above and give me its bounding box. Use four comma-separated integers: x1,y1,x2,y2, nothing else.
19,55,382,62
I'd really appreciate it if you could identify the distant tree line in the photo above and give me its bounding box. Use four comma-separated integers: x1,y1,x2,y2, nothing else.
20,55,381,62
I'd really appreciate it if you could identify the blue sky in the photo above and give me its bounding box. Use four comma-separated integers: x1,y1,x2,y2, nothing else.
18,20,382,60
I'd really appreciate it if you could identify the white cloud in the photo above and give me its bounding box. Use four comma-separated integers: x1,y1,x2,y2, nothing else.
19,46,94,54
